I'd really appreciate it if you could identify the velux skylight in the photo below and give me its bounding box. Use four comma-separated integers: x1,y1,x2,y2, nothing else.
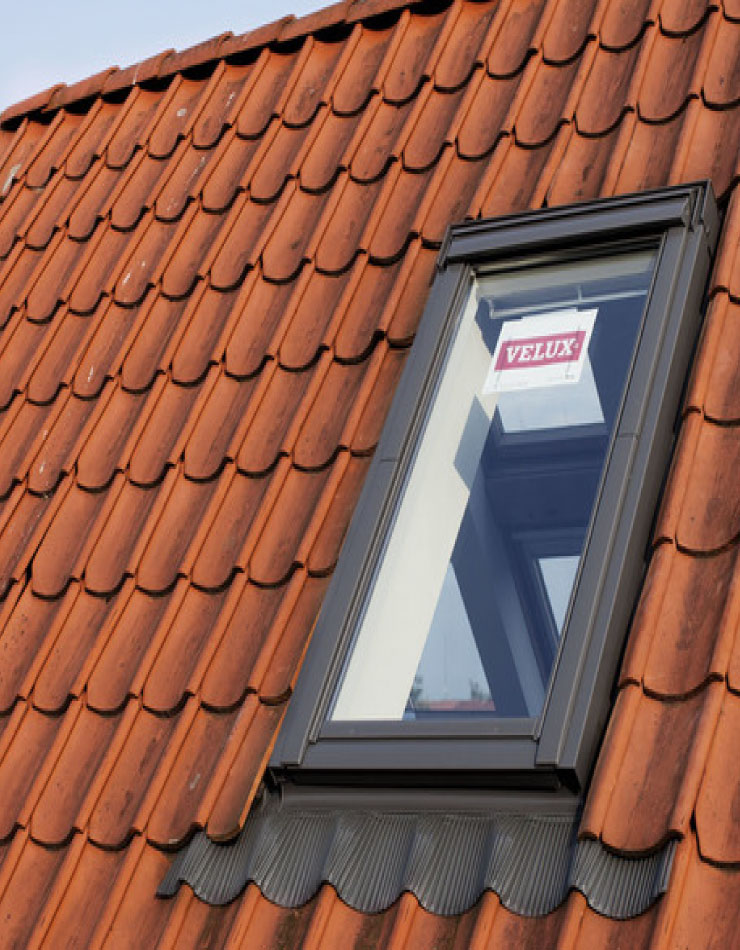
331,250,656,722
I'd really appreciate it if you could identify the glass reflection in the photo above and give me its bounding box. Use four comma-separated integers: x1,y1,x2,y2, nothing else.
331,249,656,722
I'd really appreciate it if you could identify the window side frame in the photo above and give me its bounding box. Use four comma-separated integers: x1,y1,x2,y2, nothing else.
270,183,718,791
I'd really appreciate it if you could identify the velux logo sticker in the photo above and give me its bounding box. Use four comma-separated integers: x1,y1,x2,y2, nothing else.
483,308,597,395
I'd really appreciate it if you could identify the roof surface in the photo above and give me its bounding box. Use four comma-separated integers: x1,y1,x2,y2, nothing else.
0,0,738,946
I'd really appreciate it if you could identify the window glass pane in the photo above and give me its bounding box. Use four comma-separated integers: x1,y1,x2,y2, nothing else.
330,249,656,722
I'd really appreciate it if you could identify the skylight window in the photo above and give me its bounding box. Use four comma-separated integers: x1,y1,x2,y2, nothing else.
272,183,717,789
330,250,655,723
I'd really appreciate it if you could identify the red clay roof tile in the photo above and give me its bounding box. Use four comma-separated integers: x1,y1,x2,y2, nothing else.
38,842,128,948
0,832,69,948
190,469,274,591
315,175,385,273
582,682,723,851
146,705,239,845
255,573,330,700
576,42,640,135
638,16,712,122
86,583,180,712
542,0,600,63
236,49,305,139
143,586,230,712
664,836,740,949
694,691,740,865
0,702,64,838
383,7,453,104
200,576,296,709
621,543,736,697
31,700,126,844
435,0,498,90
349,95,413,180
136,469,223,593
120,294,189,391
33,586,117,712
301,107,366,190
659,0,715,36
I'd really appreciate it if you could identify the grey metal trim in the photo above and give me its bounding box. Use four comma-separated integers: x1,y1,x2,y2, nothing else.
158,795,676,919
271,182,718,790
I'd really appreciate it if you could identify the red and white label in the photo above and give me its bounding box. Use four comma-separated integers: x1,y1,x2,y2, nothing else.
483,308,597,394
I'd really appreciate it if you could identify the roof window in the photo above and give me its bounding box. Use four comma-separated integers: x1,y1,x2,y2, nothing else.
271,183,718,791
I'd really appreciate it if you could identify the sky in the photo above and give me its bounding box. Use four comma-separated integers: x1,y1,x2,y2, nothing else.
0,0,324,115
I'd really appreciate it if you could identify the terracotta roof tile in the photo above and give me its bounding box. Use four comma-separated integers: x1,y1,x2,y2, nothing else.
0,0,739,941
136,468,224,593
542,0,600,63
665,836,740,949
638,15,713,122
486,0,547,78
576,41,641,135
146,705,239,845
659,0,716,36
86,583,180,712
37,842,128,948
620,543,738,697
236,49,304,139
142,586,230,713
350,95,413,180
599,0,654,50
32,587,116,713
581,682,724,851
27,391,99,494
283,37,350,127
200,575,298,709
383,7,454,104
190,469,275,591
0,832,69,948
30,700,127,844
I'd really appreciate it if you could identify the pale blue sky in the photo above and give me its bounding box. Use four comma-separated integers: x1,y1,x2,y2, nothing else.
0,0,324,114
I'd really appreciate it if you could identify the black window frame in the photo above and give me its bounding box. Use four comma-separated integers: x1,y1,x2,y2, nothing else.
270,183,718,793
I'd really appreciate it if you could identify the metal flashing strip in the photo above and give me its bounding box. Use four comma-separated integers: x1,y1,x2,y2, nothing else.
158,803,676,919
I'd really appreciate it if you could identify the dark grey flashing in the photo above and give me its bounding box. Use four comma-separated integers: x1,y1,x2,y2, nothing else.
158,796,676,919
